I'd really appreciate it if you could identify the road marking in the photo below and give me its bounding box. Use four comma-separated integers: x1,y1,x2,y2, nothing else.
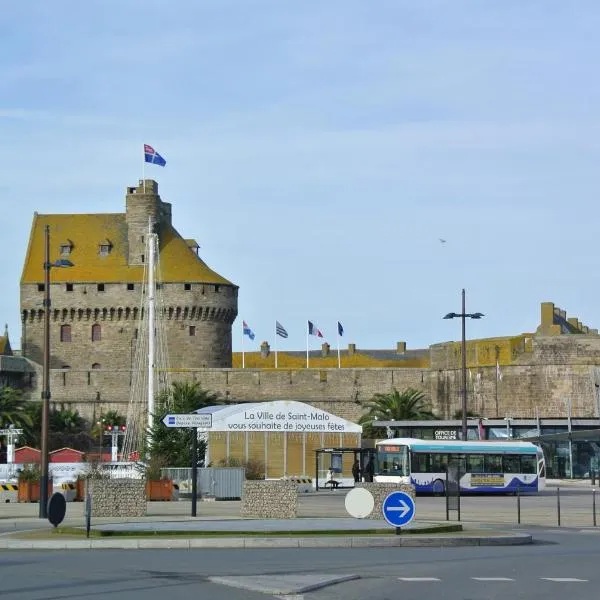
398,577,441,582
540,578,588,582
471,577,514,581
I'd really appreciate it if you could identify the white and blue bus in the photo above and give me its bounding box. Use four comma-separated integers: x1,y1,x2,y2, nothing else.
375,438,546,494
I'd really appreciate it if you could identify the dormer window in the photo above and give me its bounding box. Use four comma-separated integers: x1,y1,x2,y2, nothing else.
60,240,73,256
99,239,113,256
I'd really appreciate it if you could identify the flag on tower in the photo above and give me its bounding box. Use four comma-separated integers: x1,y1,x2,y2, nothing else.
144,144,167,166
243,321,255,340
308,321,323,337
276,321,288,338
337,321,344,336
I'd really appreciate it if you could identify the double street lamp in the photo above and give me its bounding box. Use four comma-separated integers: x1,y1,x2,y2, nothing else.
443,289,484,442
39,225,73,519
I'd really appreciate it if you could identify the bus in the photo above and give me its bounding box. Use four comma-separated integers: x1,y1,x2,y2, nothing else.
375,438,546,494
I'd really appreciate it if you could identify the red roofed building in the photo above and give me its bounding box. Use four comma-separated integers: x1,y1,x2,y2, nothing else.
49,448,85,463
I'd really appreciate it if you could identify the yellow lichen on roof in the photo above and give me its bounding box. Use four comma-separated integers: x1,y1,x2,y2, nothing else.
21,213,234,285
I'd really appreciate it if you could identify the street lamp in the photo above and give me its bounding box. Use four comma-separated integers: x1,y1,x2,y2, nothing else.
40,225,73,519
443,288,484,442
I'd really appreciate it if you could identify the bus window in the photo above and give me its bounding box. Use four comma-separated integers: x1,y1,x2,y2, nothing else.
485,455,503,473
466,454,485,473
431,453,448,473
412,453,431,473
520,455,537,474
503,455,521,474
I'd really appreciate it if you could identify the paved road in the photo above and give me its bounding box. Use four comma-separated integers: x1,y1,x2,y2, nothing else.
0,529,599,599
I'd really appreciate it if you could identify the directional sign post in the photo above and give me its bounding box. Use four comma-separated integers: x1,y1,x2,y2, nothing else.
0,427,23,464
161,414,212,517
162,414,212,428
382,491,416,534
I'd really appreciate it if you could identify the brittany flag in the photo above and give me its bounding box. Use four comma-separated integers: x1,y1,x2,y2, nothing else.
144,144,167,166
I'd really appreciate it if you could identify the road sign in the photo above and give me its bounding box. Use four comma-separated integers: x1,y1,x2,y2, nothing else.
382,491,416,528
162,413,212,428
0,429,23,435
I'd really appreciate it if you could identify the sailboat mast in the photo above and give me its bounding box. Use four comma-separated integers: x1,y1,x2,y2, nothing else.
147,220,156,434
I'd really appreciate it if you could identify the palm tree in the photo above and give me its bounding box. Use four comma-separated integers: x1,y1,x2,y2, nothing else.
359,388,437,438
0,387,33,429
148,381,222,468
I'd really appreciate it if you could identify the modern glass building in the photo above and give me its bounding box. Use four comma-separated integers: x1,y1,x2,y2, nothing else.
373,418,600,479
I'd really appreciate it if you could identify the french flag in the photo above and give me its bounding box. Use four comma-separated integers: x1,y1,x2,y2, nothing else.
308,320,323,337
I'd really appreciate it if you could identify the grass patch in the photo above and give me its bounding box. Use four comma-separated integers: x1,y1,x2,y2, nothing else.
15,523,462,540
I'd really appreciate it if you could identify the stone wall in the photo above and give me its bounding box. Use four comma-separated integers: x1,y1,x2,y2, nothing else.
355,482,416,520
87,478,146,517
241,480,297,519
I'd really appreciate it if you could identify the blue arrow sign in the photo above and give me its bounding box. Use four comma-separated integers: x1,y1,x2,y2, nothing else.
382,491,416,528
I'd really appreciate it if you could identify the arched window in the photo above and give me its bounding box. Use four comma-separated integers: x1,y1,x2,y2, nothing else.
60,325,71,343
91,363,101,369
92,324,101,342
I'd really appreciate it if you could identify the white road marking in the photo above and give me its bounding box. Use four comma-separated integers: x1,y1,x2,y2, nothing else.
398,577,441,582
541,578,588,582
472,577,515,581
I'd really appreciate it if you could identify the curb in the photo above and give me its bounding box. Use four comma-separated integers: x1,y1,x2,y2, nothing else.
0,533,532,549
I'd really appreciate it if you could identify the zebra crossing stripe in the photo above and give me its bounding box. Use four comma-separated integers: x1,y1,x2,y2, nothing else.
472,578,514,581
398,578,441,582
541,578,588,582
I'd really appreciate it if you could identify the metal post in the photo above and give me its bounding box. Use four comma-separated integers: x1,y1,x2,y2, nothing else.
593,489,597,527
461,289,467,441
191,428,198,517
517,486,521,525
445,470,449,521
557,487,561,527
39,224,51,519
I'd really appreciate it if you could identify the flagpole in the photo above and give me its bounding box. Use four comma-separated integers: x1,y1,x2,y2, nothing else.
306,321,309,369
337,323,341,369
242,321,245,369
142,146,146,193
275,321,278,369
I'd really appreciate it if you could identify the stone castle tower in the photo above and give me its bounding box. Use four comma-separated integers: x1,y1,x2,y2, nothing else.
20,180,238,387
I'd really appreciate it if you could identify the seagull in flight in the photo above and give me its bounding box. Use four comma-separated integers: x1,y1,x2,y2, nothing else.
439,238,447,244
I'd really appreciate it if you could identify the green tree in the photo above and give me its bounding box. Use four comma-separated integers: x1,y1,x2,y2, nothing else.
0,387,33,429
48,407,94,452
148,381,221,469
359,388,437,438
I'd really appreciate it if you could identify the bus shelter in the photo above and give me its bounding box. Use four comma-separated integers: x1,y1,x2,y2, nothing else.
196,400,362,480
314,447,376,490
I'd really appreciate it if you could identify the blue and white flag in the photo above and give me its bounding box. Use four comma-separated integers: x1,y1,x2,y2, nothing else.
243,320,255,340
276,321,288,338
144,144,167,167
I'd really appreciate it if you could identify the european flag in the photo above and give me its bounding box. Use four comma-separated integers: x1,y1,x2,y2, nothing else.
144,144,166,167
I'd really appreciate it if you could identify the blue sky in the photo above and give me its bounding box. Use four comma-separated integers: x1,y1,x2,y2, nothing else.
2,1,600,353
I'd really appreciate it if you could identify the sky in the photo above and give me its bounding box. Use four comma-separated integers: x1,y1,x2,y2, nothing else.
2,0,600,353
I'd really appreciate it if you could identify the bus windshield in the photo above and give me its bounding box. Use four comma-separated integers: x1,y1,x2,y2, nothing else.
376,445,409,477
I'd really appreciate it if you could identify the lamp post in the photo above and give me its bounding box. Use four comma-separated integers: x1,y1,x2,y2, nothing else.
39,225,73,519
443,289,484,442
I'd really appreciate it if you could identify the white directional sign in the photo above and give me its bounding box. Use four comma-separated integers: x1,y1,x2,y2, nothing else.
162,414,212,428
0,429,23,435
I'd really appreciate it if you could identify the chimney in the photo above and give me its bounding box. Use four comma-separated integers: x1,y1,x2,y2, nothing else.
321,343,330,357
347,343,356,356
396,341,406,354
260,341,270,359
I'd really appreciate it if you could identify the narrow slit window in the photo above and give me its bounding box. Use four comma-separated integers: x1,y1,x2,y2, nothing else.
92,324,101,342
60,325,71,343
189,326,196,336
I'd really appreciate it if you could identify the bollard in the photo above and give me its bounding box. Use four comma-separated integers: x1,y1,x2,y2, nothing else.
517,486,521,525
557,487,561,527
594,489,597,528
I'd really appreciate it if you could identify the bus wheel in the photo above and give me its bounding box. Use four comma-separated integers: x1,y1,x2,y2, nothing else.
432,479,445,496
